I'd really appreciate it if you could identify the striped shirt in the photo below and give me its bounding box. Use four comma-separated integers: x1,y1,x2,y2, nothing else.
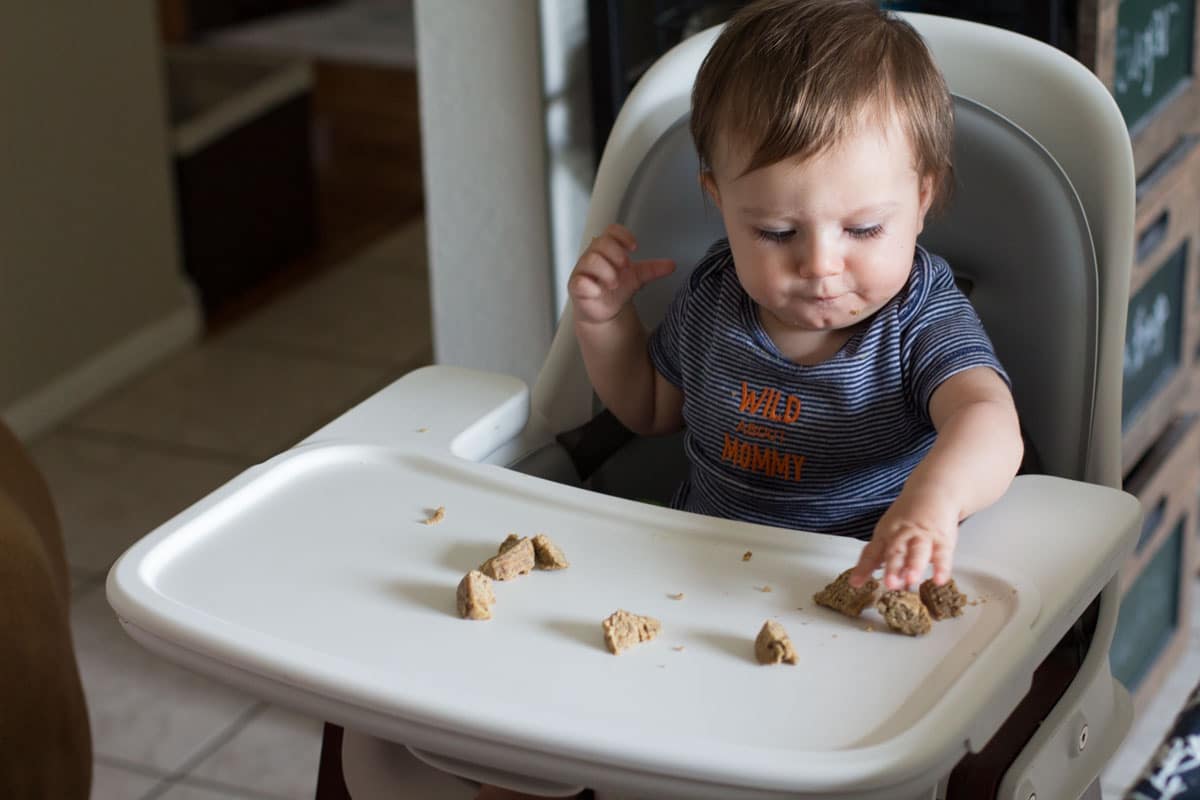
647,239,1008,539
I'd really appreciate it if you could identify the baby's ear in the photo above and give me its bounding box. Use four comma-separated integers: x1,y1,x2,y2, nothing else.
699,170,722,210
916,174,935,229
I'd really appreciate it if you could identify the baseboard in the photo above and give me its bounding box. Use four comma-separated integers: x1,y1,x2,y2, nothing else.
2,303,203,442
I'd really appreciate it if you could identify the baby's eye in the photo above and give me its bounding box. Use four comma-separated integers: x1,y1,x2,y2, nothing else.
754,228,795,244
847,225,884,240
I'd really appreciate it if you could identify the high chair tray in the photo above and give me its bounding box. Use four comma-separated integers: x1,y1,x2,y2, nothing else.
108,440,1140,798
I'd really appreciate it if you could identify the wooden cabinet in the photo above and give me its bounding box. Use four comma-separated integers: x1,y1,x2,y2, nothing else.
1122,135,1200,472
1081,0,1200,708
1078,0,1200,176
1117,414,1199,709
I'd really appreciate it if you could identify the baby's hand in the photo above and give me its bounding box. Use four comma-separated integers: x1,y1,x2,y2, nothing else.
849,485,960,590
568,224,675,325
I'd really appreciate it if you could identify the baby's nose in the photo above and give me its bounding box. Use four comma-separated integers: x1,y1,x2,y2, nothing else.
797,237,842,278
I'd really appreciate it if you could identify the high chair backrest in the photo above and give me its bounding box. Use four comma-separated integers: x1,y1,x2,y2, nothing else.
532,13,1134,490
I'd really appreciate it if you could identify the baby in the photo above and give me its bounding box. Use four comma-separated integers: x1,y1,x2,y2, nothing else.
478,1,1023,797
569,0,1023,595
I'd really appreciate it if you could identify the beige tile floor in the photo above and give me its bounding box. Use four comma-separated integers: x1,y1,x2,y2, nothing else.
29,212,1200,798
35,217,431,800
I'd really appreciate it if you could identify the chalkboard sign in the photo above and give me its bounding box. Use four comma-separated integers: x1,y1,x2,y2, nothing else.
1122,243,1187,430
1111,520,1183,689
1115,0,1197,131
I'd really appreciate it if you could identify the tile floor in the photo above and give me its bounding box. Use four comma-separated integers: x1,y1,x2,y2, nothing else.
35,217,431,800
28,213,1200,798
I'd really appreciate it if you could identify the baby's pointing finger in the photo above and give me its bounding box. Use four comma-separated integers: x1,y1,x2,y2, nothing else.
632,258,675,286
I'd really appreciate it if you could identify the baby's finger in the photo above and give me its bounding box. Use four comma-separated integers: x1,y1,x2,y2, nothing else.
632,258,676,286
567,271,604,300
604,223,638,252
902,537,932,587
576,252,622,290
849,538,885,588
590,236,633,276
884,536,913,590
930,542,954,586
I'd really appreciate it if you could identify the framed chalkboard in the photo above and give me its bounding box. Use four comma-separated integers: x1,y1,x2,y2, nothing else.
1122,242,1188,430
1115,0,1197,130
1111,519,1183,689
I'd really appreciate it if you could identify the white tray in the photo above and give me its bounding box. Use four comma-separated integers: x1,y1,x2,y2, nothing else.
108,440,1139,798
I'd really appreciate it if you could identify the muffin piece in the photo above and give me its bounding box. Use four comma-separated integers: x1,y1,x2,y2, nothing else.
498,533,523,554
456,570,495,620
813,569,879,618
877,590,933,636
480,536,535,580
602,610,661,655
531,533,569,570
754,620,798,665
919,578,967,620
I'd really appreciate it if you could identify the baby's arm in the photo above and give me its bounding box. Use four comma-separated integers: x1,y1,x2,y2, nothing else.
850,366,1023,589
568,224,682,436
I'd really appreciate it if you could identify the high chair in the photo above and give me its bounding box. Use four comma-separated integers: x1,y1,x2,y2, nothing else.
108,11,1140,800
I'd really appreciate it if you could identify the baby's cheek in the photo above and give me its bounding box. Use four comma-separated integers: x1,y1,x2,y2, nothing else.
865,261,913,300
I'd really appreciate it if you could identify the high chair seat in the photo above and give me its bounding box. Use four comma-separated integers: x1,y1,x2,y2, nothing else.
108,10,1138,800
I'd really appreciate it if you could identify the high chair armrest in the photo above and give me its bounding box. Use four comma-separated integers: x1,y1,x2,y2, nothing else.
299,365,534,463
998,578,1133,800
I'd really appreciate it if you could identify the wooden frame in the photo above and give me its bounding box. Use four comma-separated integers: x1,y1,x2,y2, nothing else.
1121,135,1200,474
1119,413,1199,714
1078,0,1200,177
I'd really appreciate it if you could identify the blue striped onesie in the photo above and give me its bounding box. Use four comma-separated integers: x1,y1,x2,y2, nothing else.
647,239,1008,539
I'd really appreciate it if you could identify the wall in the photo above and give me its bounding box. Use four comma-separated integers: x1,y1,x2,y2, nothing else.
414,0,556,389
539,0,596,315
0,5,200,440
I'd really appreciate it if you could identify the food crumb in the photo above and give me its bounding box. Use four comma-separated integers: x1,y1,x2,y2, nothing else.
877,590,933,636
602,609,662,655
421,506,445,525
531,533,569,570
416,427,429,433
863,625,875,632
757,585,773,593
456,570,495,620
755,620,798,665
672,646,686,652
480,536,535,580
813,569,879,618
919,578,966,620
742,551,753,561
668,593,685,601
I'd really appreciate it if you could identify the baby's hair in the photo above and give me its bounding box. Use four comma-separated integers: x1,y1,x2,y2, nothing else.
691,0,954,210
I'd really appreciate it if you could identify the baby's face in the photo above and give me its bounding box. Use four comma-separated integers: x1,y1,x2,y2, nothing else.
703,116,934,343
